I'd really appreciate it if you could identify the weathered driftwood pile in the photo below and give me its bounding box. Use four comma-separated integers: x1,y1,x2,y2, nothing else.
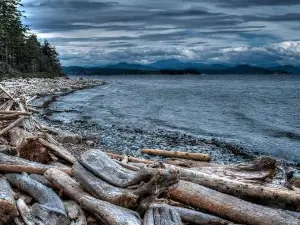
0,84,300,225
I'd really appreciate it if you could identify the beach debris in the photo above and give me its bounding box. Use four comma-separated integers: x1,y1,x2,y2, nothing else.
0,78,299,225
142,148,211,161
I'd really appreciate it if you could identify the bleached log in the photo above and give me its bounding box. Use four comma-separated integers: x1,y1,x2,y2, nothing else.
0,153,72,175
142,148,211,161
6,173,70,225
0,176,18,224
44,169,142,225
38,138,76,164
170,180,300,225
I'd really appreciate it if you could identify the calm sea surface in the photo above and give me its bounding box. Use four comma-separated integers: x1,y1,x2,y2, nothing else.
49,75,300,163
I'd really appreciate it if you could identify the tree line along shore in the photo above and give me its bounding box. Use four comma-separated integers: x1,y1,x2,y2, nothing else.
0,0,63,78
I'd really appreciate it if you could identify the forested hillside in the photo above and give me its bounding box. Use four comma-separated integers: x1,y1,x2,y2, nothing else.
0,0,63,77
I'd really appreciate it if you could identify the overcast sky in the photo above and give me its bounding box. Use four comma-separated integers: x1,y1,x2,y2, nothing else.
22,0,300,66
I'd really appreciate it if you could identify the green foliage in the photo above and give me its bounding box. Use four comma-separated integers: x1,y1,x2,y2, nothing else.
0,0,63,77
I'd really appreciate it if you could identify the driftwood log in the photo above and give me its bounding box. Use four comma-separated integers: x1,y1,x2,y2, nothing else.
44,168,142,225
79,149,153,188
171,205,237,225
6,173,70,225
142,148,211,162
107,152,213,168
74,161,139,208
143,204,183,225
170,180,300,225
166,161,300,208
0,176,18,224
0,152,72,175
63,201,87,225
74,159,180,212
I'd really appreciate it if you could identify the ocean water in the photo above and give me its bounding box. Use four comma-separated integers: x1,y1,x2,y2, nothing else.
47,74,300,163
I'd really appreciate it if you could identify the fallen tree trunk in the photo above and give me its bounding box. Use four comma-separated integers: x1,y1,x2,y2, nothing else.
0,176,18,224
0,153,72,175
143,204,183,225
44,168,142,225
6,173,69,225
169,180,300,225
142,149,211,162
38,138,76,164
166,163,300,208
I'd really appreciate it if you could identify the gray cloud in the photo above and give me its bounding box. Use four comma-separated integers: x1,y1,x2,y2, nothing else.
22,0,300,66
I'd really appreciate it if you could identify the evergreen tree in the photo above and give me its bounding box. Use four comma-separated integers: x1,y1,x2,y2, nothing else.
0,0,63,77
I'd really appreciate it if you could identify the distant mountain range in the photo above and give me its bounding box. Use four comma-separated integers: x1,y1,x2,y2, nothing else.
63,59,300,75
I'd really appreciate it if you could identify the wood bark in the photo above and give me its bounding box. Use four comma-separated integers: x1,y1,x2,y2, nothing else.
166,163,300,208
142,148,211,161
143,204,183,225
169,180,300,225
0,177,18,224
6,173,70,225
0,152,72,175
44,168,142,225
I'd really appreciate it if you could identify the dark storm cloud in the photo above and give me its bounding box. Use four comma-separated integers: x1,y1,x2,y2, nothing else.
22,0,300,66
207,0,300,7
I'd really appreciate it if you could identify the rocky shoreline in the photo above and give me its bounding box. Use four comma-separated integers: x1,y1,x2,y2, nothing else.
0,77,299,225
